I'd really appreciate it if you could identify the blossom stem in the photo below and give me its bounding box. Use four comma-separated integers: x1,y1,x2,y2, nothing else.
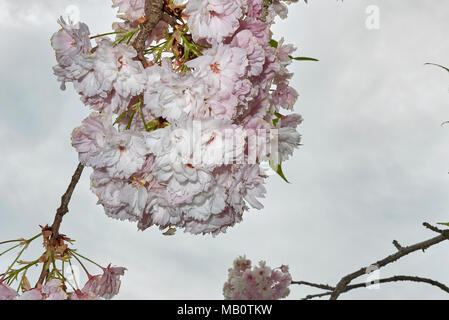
2,245,28,282
0,239,22,246
68,259,80,290
0,243,21,257
90,31,126,39
70,250,104,270
69,250,92,278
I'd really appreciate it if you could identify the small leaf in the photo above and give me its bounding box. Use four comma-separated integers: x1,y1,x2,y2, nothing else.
437,222,449,227
272,111,283,127
269,161,290,183
289,55,319,62
163,227,177,236
126,108,137,130
269,39,278,48
21,276,31,291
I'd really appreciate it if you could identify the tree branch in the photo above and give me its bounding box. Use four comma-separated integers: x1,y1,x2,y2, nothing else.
132,0,164,67
329,223,449,299
291,280,334,291
50,163,85,238
293,222,449,299
35,162,84,287
298,275,449,300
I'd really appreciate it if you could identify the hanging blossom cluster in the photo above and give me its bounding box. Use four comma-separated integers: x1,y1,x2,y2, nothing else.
223,256,292,300
0,229,126,300
0,267,125,300
51,0,303,236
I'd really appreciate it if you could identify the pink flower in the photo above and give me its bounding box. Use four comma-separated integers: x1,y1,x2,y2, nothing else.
71,112,114,166
73,112,149,179
82,265,127,300
223,256,292,300
280,113,303,129
51,17,91,67
231,30,266,77
112,0,146,22
69,290,98,300
19,289,43,300
41,279,68,300
19,279,67,300
51,17,92,90
277,127,301,162
187,44,248,93
0,281,18,300
51,0,303,236
271,83,299,110
185,0,245,43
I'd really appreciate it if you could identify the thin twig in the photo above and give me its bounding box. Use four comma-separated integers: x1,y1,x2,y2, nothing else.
392,240,404,251
291,280,334,291
299,275,449,300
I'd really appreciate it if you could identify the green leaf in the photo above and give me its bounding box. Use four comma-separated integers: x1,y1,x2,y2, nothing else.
425,63,449,73
145,119,160,131
269,161,290,183
272,111,283,127
126,108,137,130
289,55,319,62
269,39,278,48
437,222,449,227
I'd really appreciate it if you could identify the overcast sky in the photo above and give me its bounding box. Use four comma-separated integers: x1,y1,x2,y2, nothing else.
0,0,448,300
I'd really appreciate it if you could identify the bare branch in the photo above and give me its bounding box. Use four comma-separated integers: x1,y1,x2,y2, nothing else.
50,163,85,238
328,223,449,299
300,275,449,300
392,240,404,251
132,0,164,67
423,222,446,234
291,280,334,291
35,162,84,287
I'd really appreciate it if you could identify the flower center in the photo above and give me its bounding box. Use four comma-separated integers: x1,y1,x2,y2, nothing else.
210,62,221,74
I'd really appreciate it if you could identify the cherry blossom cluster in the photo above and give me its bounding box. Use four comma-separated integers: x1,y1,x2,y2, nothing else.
223,256,292,300
0,229,126,301
0,265,125,300
51,0,302,235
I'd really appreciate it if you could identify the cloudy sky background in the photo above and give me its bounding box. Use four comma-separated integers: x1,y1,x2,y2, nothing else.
0,0,448,299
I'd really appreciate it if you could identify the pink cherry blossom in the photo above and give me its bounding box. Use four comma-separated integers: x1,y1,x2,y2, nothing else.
19,279,67,300
223,256,292,300
112,0,146,22
0,281,18,300
82,265,127,300
51,0,302,235
185,0,245,43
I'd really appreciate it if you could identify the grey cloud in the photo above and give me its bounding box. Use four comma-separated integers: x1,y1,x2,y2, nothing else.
0,0,448,299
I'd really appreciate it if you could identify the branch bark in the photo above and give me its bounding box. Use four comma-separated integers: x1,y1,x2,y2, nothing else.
292,223,449,300
35,162,84,287
299,275,449,300
132,0,164,67
50,163,85,238
330,224,449,299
